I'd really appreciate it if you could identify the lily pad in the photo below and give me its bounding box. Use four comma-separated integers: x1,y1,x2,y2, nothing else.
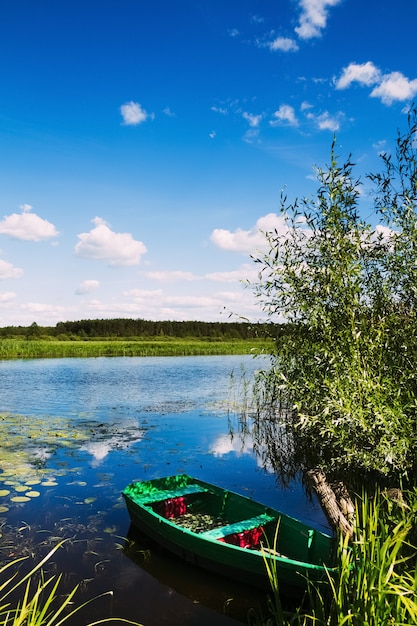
41,481,58,487
0,490,10,497
14,485,28,492
84,497,97,504
0,505,9,513
26,491,40,498
10,496,31,503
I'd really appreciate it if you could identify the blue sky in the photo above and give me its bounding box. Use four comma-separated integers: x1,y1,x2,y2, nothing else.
0,0,416,326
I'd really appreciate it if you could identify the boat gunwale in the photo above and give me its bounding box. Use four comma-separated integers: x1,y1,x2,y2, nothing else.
122,474,335,575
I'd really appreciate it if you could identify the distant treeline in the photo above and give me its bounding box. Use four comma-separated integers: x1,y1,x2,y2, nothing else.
0,318,285,340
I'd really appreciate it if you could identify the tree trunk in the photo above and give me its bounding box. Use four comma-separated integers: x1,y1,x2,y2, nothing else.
306,468,354,537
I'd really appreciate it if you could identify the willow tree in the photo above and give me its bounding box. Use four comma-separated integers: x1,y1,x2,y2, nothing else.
250,110,417,493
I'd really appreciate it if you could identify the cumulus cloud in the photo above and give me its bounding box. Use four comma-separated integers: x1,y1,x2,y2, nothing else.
336,62,417,105
0,259,23,279
211,213,288,254
371,72,417,105
270,104,299,126
242,112,262,127
0,205,59,241
295,0,342,40
306,110,342,131
335,61,381,89
75,279,100,295
120,101,153,125
75,217,147,266
268,36,299,52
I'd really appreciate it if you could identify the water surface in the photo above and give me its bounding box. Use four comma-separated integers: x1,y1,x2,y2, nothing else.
0,355,328,624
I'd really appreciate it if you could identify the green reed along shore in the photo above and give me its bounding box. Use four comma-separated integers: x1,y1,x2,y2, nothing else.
0,337,269,359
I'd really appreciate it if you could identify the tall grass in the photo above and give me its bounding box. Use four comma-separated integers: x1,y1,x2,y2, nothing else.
254,491,417,625
0,338,268,359
0,542,141,626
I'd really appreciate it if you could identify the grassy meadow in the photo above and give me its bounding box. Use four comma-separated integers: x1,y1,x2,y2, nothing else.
0,337,270,359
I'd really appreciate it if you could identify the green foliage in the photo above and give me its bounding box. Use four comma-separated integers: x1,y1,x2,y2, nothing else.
251,111,417,484
0,319,273,341
0,338,269,359
253,491,417,626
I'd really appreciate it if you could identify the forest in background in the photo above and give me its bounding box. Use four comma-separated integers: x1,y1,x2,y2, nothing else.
0,318,283,341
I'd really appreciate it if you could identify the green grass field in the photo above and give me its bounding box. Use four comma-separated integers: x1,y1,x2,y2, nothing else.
0,337,270,359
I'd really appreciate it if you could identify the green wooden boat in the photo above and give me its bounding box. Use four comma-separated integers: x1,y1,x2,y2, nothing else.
122,474,335,592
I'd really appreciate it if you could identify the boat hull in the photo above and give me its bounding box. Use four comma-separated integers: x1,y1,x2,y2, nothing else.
122,474,334,592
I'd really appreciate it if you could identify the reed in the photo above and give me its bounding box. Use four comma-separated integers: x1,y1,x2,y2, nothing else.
0,338,268,359
0,542,141,625
255,490,417,625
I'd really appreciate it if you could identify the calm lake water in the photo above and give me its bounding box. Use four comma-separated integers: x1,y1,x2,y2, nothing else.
0,355,329,625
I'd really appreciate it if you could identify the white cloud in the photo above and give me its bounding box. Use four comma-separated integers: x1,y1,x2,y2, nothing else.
21,302,66,315
144,266,259,285
242,128,261,144
336,62,417,106
268,36,299,52
306,110,342,131
370,72,417,105
295,0,342,40
75,279,100,295
211,213,288,254
373,139,387,155
205,264,259,283
301,101,313,111
209,130,216,139
335,61,381,89
270,104,298,126
119,285,266,322
0,205,59,241
0,259,23,279
75,217,147,266
163,106,175,117
146,270,196,282
123,288,163,299
211,105,229,115
120,101,152,125
242,112,262,127
0,291,16,303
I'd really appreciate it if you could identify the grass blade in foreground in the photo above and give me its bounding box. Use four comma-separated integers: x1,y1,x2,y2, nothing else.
0,542,143,626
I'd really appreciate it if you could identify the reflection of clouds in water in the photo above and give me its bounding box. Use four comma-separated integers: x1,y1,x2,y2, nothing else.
210,433,274,473
32,448,52,463
210,434,254,457
81,420,145,467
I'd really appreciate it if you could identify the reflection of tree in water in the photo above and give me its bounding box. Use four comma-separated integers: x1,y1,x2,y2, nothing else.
228,367,357,534
228,366,321,489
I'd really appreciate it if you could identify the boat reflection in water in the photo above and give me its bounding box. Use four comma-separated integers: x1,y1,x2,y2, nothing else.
123,523,275,625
